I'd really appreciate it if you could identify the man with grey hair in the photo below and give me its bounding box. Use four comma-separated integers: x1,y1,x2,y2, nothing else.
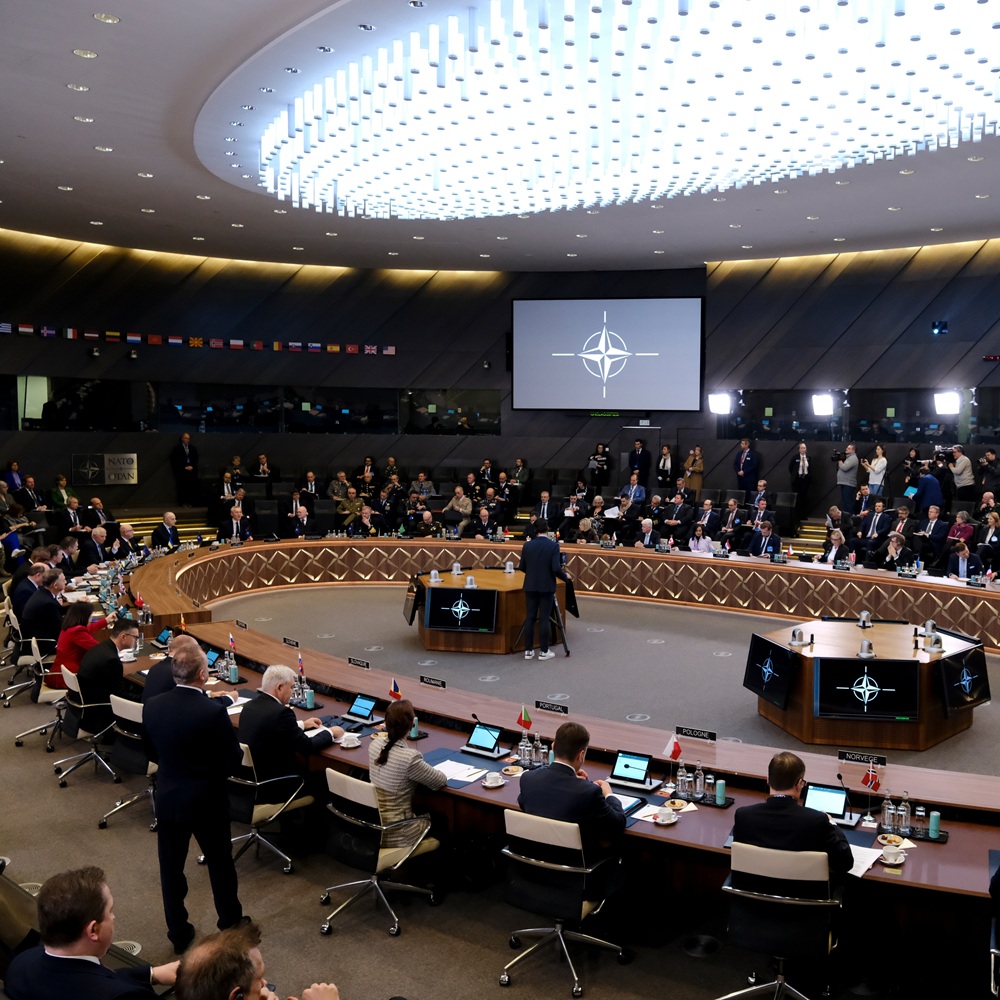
143,641,245,953
239,665,341,786
633,518,661,549
80,524,110,565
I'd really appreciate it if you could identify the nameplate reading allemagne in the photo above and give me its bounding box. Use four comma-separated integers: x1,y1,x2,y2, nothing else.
837,750,888,767
282,637,300,649
675,725,717,743
420,675,447,689
535,700,569,715
348,656,371,670
235,620,248,631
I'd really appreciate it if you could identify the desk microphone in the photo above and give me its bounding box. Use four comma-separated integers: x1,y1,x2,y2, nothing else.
836,772,855,820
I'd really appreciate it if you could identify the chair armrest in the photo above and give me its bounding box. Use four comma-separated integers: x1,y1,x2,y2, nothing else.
501,845,594,876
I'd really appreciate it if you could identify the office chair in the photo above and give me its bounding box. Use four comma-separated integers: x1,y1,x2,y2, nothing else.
13,639,64,750
0,607,41,706
499,809,626,998
717,843,842,1000
320,768,441,937
51,666,119,787
991,918,999,997
98,695,157,830
199,743,312,873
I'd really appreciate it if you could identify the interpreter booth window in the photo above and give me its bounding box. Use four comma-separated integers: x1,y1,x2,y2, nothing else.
848,389,973,446
158,384,283,433
401,389,501,435
20,376,154,432
715,390,846,442
284,386,398,434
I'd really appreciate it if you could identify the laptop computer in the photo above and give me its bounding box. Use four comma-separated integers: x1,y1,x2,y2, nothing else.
205,649,221,670
342,693,384,726
607,750,664,792
803,781,860,827
150,627,172,650
460,722,507,759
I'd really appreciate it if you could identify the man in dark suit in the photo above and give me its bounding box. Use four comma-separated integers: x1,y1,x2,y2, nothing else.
13,476,47,513
734,498,777,549
56,496,92,538
531,490,555,525
634,518,661,549
151,512,181,550
77,618,141,733
4,865,177,1000
21,568,65,657
733,438,760,491
171,432,200,507
788,442,812,521
80,525,112,566
716,499,746,547
887,505,917,545
82,496,116,530
742,521,782,558
732,751,853,882
849,500,891,557
238,664,337,793
11,561,46,620
518,520,569,661
464,506,500,539
947,542,984,580
692,499,721,539
143,642,245,953
518,722,625,890
110,523,143,560
661,493,693,544
913,505,948,562
289,506,320,538
298,470,321,511
627,438,652,488
217,508,253,543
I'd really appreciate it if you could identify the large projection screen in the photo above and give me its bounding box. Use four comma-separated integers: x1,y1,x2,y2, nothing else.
511,298,703,411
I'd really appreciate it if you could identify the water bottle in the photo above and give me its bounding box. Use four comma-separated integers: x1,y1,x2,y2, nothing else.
676,760,690,799
912,804,927,838
897,791,911,838
518,732,532,766
165,628,174,647
693,760,705,801
880,790,894,833
532,733,542,766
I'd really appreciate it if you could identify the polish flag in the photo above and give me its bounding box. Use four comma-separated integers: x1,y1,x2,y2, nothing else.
664,732,682,761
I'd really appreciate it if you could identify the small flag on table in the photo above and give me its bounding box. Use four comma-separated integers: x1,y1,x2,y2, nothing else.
180,613,187,632
664,732,683,761
517,705,532,730
229,632,236,653
389,678,402,700
298,651,304,679
862,763,880,792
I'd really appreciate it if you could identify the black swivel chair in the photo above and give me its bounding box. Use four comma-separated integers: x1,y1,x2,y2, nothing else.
499,809,626,998
717,843,842,1000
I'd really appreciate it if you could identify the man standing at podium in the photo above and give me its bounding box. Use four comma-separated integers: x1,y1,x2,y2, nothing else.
518,519,570,662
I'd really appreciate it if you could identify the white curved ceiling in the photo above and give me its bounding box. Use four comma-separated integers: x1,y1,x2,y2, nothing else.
3,0,1000,272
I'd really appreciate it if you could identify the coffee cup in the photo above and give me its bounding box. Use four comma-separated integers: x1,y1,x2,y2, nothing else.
882,845,903,864
485,771,503,787
341,735,360,748
656,806,675,824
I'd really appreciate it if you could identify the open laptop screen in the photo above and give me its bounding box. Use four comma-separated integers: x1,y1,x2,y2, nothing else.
346,693,377,720
466,723,501,752
803,782,848,819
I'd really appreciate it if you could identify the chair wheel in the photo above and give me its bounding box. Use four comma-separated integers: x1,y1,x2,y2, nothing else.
14,740,22,747
196,855,206,865
499,974,510,987
53,766,62,775
282,864,293,874
58,780,67,788
113,775,121,783
319,923,332,936
98,820,108,829
572,986,583,998
389,923,400,936
39,728,46,735
747,972,757,986
149,822,157,832
617,949,632,965
320,893,330,905
509,935,521,949
45,745,54,753
428,892,442,906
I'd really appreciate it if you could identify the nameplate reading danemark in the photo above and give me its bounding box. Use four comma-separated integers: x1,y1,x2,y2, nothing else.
535,700,569,715
420,675,447,689
349,656,371,670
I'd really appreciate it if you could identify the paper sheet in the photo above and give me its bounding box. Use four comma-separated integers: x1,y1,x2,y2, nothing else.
849,845,884,878
434,760,488,782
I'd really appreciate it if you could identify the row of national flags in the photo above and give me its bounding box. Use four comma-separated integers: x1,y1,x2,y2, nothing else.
0,322,396,355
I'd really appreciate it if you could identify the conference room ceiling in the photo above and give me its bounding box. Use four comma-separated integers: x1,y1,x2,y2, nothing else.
3,0,1000,273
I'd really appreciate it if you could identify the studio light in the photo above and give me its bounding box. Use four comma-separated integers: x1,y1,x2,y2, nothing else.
811,394,835,417
708,393,733,415
933,391,961,416
931,320,948,336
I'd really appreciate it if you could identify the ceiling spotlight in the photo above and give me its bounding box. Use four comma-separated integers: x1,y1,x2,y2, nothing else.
811,393,835,416
934,391,960,415
127,349,138,360
931,319,948,336
88,346,101,358
708,392,733,415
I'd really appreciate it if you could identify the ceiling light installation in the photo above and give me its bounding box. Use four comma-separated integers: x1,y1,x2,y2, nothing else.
257,0,1000,220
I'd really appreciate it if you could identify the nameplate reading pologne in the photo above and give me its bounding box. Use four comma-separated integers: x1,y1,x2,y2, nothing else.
282,637,300,649
837,750,888,767
348,656,371,670
420,674,447,690
675,725,717,743
535,700,569,715
235,620,248,631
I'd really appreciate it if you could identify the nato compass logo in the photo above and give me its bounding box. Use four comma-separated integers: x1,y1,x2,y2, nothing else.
551,311,660,400
837,665,896,713
954,664,980,696
449,596,471,623
756,653,779,689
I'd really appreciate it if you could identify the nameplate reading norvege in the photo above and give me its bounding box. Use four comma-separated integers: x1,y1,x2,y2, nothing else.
535,700,569,715
420,675,447,689
348,656,371,670
837,750,888,767
676,725,717,743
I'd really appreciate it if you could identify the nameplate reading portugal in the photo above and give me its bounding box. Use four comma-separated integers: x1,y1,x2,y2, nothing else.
420,675,446,689
838,750,888,768
235,620,248,631
675,725,717,743
535,700,569,715
282,637,300,649
349,656,371,670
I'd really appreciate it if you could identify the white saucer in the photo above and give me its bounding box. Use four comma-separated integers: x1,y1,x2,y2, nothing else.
481,779,508,789
654,815,678,826
339,741,362,749
878,852,906,864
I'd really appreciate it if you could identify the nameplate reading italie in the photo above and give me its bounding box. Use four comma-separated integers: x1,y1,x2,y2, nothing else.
535,700,569,715
348,656,371,670
282,637,300,649
420,675,447,689
675,725,717,743
837,750,888,767
235,620,248,631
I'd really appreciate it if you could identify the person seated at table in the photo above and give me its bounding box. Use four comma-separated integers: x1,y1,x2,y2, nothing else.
688,522,713,553
373,489,399,531
870,531,915,571
465,506,499,539
947,542,984,581
716,498,745,547
218,507,253,543
912,505,948,563
814,528,850,565
409,471,436,497
441,486,473,535
824,505,847,538
348,505,382,538
690,498,720,539
51,602,117,690
660,493,693,545
977,511,1000,570
336,488,363,529
849,500,891,558
617,473,646,505
612,496,641,545
411,509,444,538
290,505,321,538
574,516,599,545
368,699,447,856
734,498,776,549
588,495,607,535
936,509,975,568
556,492,588,538
740,520,781,558
633,518,661,550
326,470,351,501
79,525,112,566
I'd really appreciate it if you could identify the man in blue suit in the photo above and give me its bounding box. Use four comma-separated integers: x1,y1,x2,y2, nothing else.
150,511,181,549
4,866,177,1000
947,542,984,580
742,521,782,558
912,468,943,516
517,519,570,661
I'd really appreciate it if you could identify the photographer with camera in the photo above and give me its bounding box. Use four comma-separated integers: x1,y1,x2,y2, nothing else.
835,444,859,515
